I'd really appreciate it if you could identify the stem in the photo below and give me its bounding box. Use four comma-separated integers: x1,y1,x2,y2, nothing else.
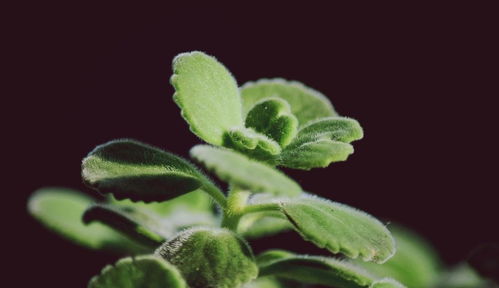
221,188,250,231
202,181,227,209
242,202,281,214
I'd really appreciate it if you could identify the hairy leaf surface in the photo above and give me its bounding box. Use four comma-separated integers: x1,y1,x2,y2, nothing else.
156,227,258,288
224,127,281,163
88,255,186,288
245,98,298,147
82,139,213,202
241,79,337,126
28,187,144,252
190,145,301,196
172,51,242,145
280,139,354,170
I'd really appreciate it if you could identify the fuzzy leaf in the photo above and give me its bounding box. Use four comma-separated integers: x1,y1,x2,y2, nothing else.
172,51,242,145
83,204,167,247
256,250,295,267
82,139,213,202
243,277,305,288
370,279,406,288
289,117,364,147
245,98,298,147
267,195,395,263
190,145,301,196
239,213,292,239
223,127,281,163
88,255,186,288
259,255,374,288
240,79,337,126
354,225,442,288
27,187,145,252
280,139,354,170
155,227,258,288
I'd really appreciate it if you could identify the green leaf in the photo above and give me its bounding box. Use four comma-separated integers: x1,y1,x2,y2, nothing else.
279,117,363,170
239,213,292,239
370,279,406,288
88,255,187,288
256,249,295,267
280,139,354,170
259,255,374,288
223,126,281,163
353,225,442,288
254,195,395,263
245,97,298,147
27,187,145,252
172,51,243,145
434,263,490,288
289,117,364,147
82,139,214,202
190,145,301,196
240,79,337,127
83,204,166,247
243,277,305,288
155,227,258,288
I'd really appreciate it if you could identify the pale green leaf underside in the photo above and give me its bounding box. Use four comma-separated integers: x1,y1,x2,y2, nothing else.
353,225,442,288
240,78,337,127
190,145,301,196
83,204,166,247
259,254,406,288
172,51,243,145
88,255,187,288
280,139,354,170
28,188,145,252
289,117,364,147
82,139,211,202
273,195,395,263
155,227,258,288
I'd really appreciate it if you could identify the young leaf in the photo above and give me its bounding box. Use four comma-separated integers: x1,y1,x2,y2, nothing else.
245,97,298,147
224,126,281,163
27,187,145,252
82,139,215,202
172,51,243,145
240,78,337,126
252,195,395,263
155,227,258,288
279,139,354,170
88,255,187,288
279,117,363,170
353,225,442,288
83,204,167,247
289,117,364,147
190,145,301,196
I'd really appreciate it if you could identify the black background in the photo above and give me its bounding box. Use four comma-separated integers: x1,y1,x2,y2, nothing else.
7,2,498,286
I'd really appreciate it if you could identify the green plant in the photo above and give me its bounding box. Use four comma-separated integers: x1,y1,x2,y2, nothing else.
28,51,494,288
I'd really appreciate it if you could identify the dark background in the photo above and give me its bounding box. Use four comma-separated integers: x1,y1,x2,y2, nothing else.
7,2,498,286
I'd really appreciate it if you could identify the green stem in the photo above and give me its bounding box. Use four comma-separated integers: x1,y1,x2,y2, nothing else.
221,188,250,231
242,202,281,214
202,182,227,209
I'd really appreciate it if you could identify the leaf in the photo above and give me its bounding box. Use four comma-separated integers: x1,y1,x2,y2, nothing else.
243,277,305,288
223,126,281,163
155,227,258,288
434,263,490,288
280,117,363,170
353,225,442,288
256,195,395,263
370,279,406,288
27,187,145,252
280,139,354,170
258,252,406,288
190,145,301,196
88,255,187,288
289,117,364,147
239,213,292,239
259,255,374,288
172,51,243,145
82,139,214,202
83,204,167,247
240,78,337,127
245,97,298,147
